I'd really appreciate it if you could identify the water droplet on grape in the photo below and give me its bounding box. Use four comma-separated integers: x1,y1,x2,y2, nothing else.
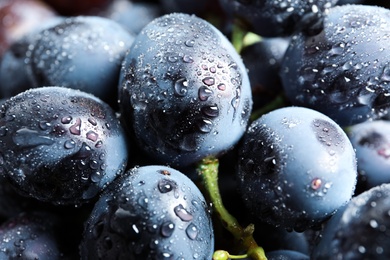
61,116,72,124
185,223,198,240
160,221,175,237
158,178,177,193
198,86,213,101
64,139,76,149
202,77,215,86
86,130,99,142
12,128,55,148
201,105,219,117
69,118,81,135
174,204,193,222
174,78,189,97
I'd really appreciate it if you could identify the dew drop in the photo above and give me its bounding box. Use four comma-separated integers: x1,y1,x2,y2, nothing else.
86,130,99,142
158,178,177,193
73,142,92,159
64,139,76,149
12,128,55,148
90,171,103,182
217,83,226,91
95,140,103,148
174,78,189,97
201,105,219,117
61,116,72,124
183,55,194,63
202,77,215,86
174,204,193,222
88,117,97,126
0,126,7,137
185,39,195,47
197,119,213,133
160,221,175,237
198,86,213,101
186,223,198,240
39,121,51,130
138,195,149,209
69,118,81,135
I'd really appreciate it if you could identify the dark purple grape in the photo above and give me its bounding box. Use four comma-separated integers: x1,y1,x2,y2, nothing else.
347,120,390,192
218,0,338,37
0,86,129,205
241,37,290,109
0,15,134,108
101,0,163,36
80,165,214,259
312,183,390,259
0,212,63,259
236,106,357,231
267,249,310,260
281,4,390,126
118,12,252,168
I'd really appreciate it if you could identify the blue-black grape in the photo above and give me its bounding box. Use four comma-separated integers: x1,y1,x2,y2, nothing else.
347,120,390,192
218,0,338,37
0,212,63,259
236,106,357,231
80,165,214,259
281,4,390,126
241,37,290,110
0,86,129,205
0,15,134,108
118,12,252,168
312,183,390,259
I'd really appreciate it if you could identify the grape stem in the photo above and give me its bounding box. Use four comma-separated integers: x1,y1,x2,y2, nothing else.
197,157,267,260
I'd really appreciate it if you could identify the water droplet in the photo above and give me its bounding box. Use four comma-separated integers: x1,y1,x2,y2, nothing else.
73,142,92,159
186,223,198,240
90,160,99,170
95,140,103,148
12,128,55,148
86,130,99,142
201,105,219,117
138,195,149,209
69,118,81,135
90,171,103,182
197,119,213,133
64,139,76,149
183,55,194,63
198,86,213,101
168,55,178,63
217,83,226,91
61,116,72,124
174,78,189,97
185,39,195,47
0,126,7,136
174,204,193,222
88,117,97,126
39,121,51,130
158,178,177,193
202,77,215,86
160,221,175,237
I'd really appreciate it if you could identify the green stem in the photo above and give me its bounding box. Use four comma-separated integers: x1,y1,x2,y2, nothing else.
197,157,267,260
